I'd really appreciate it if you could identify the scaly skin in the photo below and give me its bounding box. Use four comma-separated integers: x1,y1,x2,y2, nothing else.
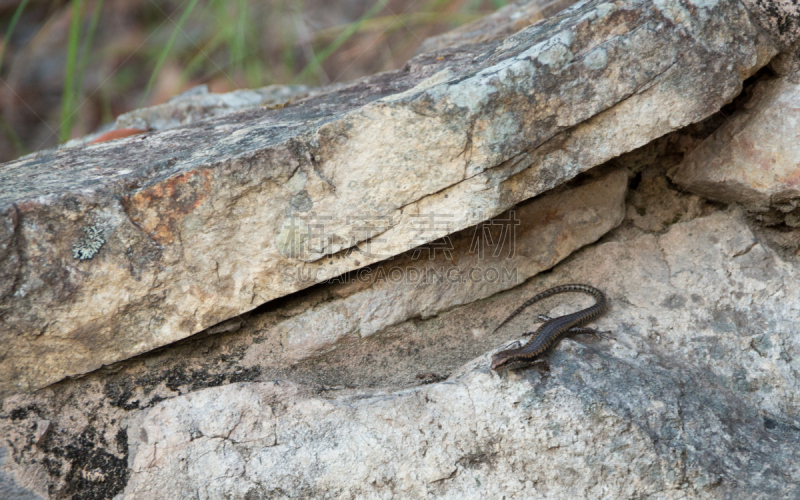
490,284,608,371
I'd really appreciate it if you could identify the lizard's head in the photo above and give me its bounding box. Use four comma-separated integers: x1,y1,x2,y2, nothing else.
491,349,541,371
490,350,516,371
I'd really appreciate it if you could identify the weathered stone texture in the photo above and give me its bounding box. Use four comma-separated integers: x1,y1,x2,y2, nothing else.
670,74,800,216
115,209,800,499
0,0,786,398
2,152,799,498
3,1,800,496
276,167,627,364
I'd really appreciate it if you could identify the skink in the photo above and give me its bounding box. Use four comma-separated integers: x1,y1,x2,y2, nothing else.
490,284,608,371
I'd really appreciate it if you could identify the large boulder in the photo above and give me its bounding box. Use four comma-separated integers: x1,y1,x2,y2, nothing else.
0,0,786,397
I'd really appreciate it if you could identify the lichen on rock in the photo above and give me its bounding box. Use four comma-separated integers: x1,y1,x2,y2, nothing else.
72,225,105,260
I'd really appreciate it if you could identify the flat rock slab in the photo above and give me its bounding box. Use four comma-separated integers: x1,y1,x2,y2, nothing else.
117,209,800,498
275,167,627,364
0,0,787,397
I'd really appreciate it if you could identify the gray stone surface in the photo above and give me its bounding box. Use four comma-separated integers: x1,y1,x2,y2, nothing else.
275,167,627,365
117,208,800,499
0,447,44,500
2,160,799,497
0,0,783,397
3,1,800,498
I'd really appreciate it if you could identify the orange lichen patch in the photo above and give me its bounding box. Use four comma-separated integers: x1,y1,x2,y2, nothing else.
123,170,213,244
89,128,148,144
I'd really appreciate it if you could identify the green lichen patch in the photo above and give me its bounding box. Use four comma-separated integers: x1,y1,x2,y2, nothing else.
73,226,105,260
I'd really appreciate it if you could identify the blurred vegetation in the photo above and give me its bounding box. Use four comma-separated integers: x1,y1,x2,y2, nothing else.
0,0,509,162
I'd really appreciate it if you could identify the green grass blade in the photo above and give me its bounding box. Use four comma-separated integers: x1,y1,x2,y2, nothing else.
60,0,86,143
0,0,31,72
74,0,105,111
293,0,389,84
140,0,200,107
231,0,247,79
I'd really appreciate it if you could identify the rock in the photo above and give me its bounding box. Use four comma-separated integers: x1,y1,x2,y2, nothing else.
109,84,312,138
32,420,49,445
740,0,800,52
0,0,785,397
117,209,800,499
275,167,627,364
670,74,800,214
0,446,45,500
2,158,800,497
